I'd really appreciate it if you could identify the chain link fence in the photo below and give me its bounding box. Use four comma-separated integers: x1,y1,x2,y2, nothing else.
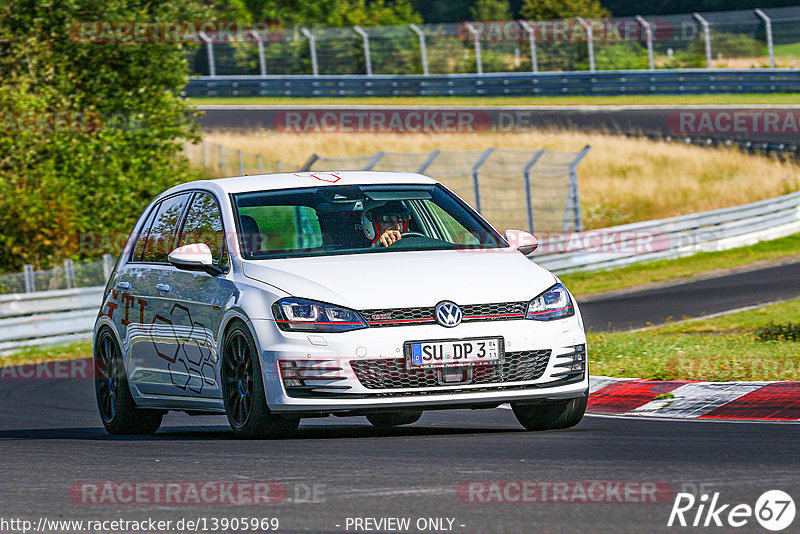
188,6,800,77
0,256,114,296
187,140,590,235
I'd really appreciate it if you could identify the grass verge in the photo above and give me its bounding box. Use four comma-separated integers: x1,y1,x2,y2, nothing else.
188,93,800,107
1,341,91,366
561,232,800,299
588,298,800,381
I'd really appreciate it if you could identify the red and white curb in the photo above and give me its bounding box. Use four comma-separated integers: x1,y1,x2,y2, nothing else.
588,375,800,421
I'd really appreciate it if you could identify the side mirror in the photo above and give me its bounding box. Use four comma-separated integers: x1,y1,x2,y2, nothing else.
504,229,538,255
168,243,223,276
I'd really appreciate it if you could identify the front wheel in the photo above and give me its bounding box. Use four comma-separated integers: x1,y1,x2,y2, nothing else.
221,323,299,439
511,396,587,431
94,329,163,435
366,410,423,427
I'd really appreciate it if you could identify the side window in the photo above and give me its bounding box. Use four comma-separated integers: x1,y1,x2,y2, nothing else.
425,200,480,245
131,203,159,262
238,205,323,253
178,192,226,266
142,193,191,263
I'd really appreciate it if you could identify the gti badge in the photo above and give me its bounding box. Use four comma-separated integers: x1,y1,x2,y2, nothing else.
435,301,462,328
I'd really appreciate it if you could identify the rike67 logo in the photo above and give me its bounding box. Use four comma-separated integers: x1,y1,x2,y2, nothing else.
668,490,795,531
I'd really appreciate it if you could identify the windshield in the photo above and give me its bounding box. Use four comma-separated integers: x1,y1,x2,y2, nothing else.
232,184,507,259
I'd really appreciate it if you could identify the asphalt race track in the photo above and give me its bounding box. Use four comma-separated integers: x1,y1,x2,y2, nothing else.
580,261,800,331
1,373,799,534
2,265,800,532
198,104,800,146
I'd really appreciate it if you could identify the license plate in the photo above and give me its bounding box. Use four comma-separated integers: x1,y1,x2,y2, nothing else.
406,337,503,369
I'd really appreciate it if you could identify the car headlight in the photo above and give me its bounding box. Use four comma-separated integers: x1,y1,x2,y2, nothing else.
272,297,367,333
525,283,575,321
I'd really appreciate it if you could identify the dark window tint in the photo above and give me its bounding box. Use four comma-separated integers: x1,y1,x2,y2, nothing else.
178,192,226,265
142,193,191,263
131,204,159,262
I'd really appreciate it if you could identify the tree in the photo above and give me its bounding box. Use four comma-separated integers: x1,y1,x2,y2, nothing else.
521,0,609,20
470,0,512,20
0,0,204,271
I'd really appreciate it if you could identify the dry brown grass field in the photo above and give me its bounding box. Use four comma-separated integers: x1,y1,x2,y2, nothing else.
197,130,800,229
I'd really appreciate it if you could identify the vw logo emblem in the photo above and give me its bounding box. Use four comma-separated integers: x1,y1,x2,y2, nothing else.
435,301,462,328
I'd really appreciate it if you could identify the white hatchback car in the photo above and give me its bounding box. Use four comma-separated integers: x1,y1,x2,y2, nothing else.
94,171,588,438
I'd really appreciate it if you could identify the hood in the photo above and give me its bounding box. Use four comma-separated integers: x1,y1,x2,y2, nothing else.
242,249,557,309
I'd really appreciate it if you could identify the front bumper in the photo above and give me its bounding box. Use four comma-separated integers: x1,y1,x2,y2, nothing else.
250,316,588,414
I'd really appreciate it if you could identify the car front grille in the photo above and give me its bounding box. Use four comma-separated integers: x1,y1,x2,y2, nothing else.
360,301,527,328
349,349,551,390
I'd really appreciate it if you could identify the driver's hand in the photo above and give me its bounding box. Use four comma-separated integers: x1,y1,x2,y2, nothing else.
379,230,402,247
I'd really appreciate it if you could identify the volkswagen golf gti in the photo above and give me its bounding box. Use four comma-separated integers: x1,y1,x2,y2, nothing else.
93,171,588,438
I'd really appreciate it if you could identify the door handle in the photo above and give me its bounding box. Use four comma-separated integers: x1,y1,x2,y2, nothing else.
116,281,130,290
155,283,171,293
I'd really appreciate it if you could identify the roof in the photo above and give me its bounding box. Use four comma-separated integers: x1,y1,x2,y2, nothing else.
157,171,439,200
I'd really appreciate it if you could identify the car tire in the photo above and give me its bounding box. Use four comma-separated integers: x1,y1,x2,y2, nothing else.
221,322,299,439
94,328,164,435
366,410,423,427
511,395,587,431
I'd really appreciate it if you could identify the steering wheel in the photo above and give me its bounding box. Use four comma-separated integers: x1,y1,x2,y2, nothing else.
400,232,426,238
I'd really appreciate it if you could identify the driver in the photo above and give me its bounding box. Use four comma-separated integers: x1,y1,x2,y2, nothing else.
361,201,412,247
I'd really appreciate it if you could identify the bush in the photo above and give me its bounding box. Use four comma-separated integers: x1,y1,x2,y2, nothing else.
0,0,205,272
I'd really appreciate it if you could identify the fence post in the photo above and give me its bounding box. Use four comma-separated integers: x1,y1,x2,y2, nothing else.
417,150,441,173
102,254,114,282
237,150,245,174
576,18,595,72
201,140,209,167
564,145,591,232
250,29,267,76
523,149,546,233
353,26,373,76
518,20,538,73
198,31,216,77
257,155,264,173
754,9,775,68
219,144,226,174
363,151,385,170
635,15,655,71
23,264,34,293
300,28,319,76
466,23,483,75
300,154,320,171
471,148,494,213
693,13,712,68
409,24,429,75
63,259,75,289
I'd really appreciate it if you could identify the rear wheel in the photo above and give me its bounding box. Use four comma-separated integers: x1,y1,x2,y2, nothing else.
511,396,587,431
221,323,299,439
366,410,423,427
94,329,163,435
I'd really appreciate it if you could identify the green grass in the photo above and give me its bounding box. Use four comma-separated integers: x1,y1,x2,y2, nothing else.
588,298,800,381
188,93,800,107
774,42,800,59
561,232,800,299
1,341,92,365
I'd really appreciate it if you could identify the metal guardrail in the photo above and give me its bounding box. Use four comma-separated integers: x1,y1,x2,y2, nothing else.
184,69,800,98
534,190,800,273
2,191,799,351
0,287,104,352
